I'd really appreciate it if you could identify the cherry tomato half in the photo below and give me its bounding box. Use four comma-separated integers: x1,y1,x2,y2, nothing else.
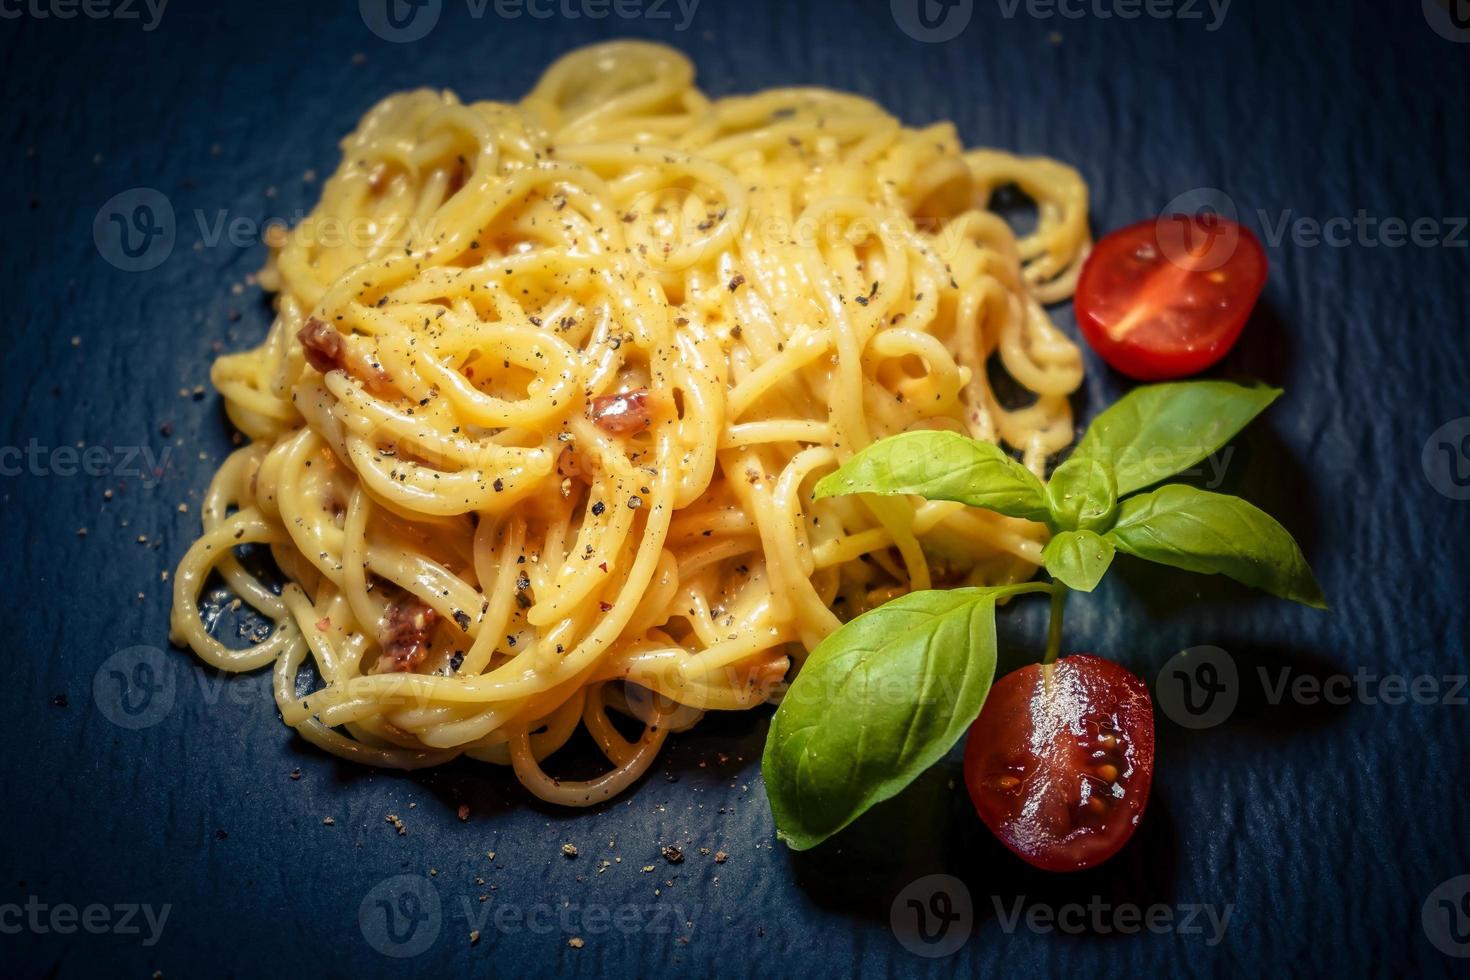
1075,215,1268,380
963,654,1154,872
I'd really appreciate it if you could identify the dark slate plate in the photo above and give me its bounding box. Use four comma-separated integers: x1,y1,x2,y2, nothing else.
3,1,1468,976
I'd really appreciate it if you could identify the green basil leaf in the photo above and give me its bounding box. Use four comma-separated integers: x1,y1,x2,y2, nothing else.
1071,381,1281,496
1046,456,1118,531
1106,484,1327,608
763,586,1008,850
1042,530,1116,592
812,430,1050,523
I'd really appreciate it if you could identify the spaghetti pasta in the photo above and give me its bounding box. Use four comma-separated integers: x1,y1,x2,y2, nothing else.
170,41,1089,805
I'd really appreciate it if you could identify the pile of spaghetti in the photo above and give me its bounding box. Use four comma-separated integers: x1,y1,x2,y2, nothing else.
170,42,1089,804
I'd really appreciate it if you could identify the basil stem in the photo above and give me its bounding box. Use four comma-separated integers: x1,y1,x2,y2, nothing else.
1043,586,1067,666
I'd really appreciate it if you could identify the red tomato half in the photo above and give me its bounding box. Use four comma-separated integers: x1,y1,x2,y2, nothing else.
1075,215,1268,380
964,654,1154,872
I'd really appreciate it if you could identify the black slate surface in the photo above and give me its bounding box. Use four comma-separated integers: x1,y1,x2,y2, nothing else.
3,1,1469,976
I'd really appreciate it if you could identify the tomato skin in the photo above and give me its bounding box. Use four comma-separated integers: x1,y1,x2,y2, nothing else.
1074,216,1268,381
963,654,1154,872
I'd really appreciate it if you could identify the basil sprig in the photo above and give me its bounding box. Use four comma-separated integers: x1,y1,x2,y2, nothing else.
1042,529,1115,592
767,380,1326,850
1071,380,1281,495
812,429,1051,523
1108,484,1326,608
812,380,1317,600
1046,456,1118,531
763,583,1049,850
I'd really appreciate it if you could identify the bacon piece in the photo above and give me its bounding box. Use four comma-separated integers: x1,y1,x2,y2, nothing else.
555,445,596,488
446,163,468,197
589,388,652,436
297,316,395,395
748,653,791,698
298,317,346,374
374,600,440,674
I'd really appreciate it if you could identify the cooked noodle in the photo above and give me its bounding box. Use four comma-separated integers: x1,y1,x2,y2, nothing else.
170,41,1089,804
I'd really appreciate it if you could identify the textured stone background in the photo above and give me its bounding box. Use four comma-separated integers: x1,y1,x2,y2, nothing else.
2,0,1468,976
